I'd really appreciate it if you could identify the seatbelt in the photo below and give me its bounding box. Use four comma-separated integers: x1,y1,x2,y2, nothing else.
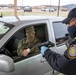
29,41,40,49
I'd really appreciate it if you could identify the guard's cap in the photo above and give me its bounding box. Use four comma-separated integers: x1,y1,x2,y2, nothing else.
62,8,76,24
26,26,35,33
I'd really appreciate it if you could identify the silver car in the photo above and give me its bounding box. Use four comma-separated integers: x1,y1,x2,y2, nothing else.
0,16,69,75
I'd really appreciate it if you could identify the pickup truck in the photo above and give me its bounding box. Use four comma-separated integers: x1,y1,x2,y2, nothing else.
0,15,69,75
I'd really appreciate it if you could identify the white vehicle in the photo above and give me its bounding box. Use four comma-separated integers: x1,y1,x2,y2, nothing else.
41,8,55,12
0,15,69,75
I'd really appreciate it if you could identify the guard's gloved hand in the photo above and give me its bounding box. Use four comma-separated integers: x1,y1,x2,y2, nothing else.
39,41,54,55
40,46,48,55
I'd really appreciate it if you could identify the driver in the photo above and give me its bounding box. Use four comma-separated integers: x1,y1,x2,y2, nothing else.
17,26,41,57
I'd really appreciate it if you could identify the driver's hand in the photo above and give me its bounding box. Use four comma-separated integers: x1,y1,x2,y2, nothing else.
23,48,30,56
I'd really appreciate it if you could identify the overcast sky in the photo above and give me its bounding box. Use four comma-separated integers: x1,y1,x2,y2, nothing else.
0,0,76,6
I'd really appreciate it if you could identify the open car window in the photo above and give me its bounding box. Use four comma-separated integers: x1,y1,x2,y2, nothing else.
0,21,14,39
4,23,48,62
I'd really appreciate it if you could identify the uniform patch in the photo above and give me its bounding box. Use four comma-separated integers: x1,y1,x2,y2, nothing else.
68,45,76,59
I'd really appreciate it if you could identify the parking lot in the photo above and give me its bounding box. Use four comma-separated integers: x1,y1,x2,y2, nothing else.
0,8,69,17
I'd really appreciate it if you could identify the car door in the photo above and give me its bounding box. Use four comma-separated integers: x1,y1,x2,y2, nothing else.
13,21,54,75
0,20,55,75
52,22,69,54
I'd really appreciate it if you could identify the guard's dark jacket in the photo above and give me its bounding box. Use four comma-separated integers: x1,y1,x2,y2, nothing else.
44,49,76,75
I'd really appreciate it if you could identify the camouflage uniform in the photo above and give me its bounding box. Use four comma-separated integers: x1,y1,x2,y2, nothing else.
17,38,41,56
17,26,41,57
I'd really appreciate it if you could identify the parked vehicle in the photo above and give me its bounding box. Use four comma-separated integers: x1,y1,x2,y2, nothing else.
41,8,55,12
17,7,21,10
0,15,69,75
24,6,32,12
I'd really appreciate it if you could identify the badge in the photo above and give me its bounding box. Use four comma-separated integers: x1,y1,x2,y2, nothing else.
68,44,76,59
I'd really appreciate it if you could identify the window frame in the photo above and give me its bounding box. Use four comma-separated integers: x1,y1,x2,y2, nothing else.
4,23,49,63
52,21,69,46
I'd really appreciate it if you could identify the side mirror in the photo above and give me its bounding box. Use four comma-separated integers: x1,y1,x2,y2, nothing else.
0,54,15,72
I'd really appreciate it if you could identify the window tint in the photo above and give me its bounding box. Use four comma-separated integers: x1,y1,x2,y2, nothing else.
53,22,69,46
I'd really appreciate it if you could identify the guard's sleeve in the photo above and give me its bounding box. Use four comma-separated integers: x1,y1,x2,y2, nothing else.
44,49,69,72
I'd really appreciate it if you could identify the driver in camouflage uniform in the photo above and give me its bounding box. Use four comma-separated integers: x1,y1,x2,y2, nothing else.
17,26,41,57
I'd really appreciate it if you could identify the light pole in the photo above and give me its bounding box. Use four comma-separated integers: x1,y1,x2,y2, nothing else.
57,0,60,16
14,0,17,16
50,0,52,9
22,0,24,15
14,0,20,21
22,0,23,8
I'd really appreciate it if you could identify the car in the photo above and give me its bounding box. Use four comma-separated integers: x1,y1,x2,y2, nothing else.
0,15,69,75
17,7,21,10
41,8,55,12
24,6,32,12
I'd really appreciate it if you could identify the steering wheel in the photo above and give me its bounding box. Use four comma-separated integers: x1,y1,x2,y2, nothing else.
0,47,12,57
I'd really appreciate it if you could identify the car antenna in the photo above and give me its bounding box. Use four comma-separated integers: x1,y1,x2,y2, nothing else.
0,13,3,17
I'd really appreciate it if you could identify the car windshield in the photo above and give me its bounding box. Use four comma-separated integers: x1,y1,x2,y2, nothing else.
0,21,14,39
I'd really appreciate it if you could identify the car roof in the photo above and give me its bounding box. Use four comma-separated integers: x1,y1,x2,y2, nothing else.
0,15,64,26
